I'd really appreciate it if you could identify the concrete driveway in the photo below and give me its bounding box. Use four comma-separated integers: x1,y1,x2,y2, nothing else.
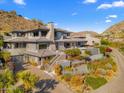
92,49,124,93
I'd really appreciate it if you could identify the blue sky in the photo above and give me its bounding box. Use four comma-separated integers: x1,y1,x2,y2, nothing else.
0,0,124,33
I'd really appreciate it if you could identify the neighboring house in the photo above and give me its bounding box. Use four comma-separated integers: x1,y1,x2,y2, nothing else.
71,33,100,46
85,34,100,46
3,22,100,65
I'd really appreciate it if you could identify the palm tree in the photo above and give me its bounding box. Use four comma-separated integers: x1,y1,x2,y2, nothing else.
0,69,14,93
17,71,39,92
7,87,24,93
0,39,3,48
0,51,11,62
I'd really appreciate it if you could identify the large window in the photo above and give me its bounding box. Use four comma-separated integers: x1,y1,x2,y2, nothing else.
39,43,48,49
42,31,47,37
33,31,39,37
14,43,26,48
55,32,63,40
64,43,71,48
77,42,84,47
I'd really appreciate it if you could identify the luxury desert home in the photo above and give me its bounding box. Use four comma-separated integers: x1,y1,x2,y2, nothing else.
3,22,100,65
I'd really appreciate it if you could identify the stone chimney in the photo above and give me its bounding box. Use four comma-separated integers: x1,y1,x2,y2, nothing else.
46,22,56,50
46,22,55,41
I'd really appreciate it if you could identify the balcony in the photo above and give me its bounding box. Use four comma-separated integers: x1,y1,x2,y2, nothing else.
3,48,26,56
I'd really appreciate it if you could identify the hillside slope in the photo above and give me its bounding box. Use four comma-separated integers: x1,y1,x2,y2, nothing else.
103,21,124,38
0,10,44,35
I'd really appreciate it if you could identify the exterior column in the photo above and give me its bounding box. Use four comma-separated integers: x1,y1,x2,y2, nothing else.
28,33,30,38
11,43,14,49
74,43,76,48
39,31,41,37
70,43,73,48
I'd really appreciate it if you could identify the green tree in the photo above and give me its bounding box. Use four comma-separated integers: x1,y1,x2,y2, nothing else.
17,71,39,92
101,39,110,46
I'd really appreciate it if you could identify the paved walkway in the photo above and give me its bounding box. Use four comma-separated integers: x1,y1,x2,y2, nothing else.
92,49,124,93
26,66,73,93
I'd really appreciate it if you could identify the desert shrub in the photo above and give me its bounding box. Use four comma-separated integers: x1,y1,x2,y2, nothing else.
70,75,83,87
85,50,91,55
119,46,124,54
67,56,82,61
64,48,81,57
54,64,62,76
43,59,49,65
106,70,114,77
29,60,38,66
99,46,106,54
110,42,124,48
64,66,72,71
62,73,72,82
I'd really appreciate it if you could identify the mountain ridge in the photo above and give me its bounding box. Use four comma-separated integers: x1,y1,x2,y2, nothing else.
71,31,99,37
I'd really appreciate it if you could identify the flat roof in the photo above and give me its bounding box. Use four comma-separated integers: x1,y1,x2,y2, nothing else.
10,27,71,33
25,50,56,57
56,38,87,42
4,37,52,43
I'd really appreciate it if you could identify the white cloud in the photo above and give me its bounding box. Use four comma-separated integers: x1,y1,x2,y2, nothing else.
97,0,124,9
97,4,112,9
105,19,112,23
72,12,78,16
112,1,124,7
83,0,97,4
13,0,26,5
106,15,118,19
